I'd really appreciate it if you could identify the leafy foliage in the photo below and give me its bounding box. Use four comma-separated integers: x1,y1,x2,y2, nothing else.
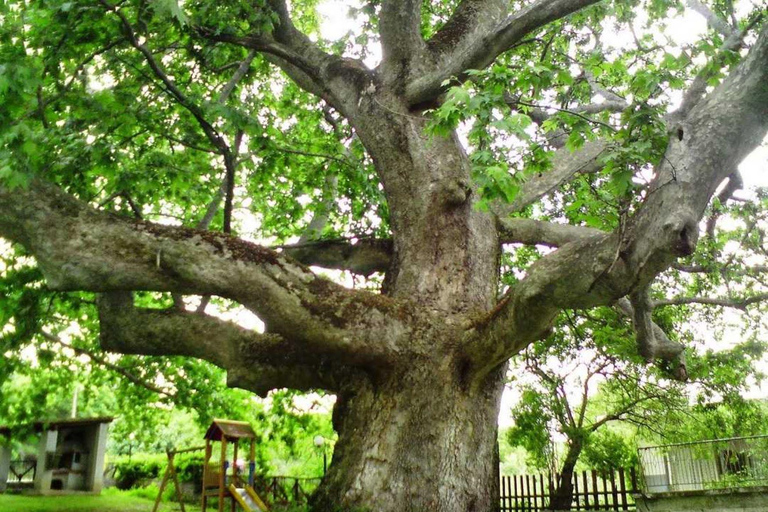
0,1,767,506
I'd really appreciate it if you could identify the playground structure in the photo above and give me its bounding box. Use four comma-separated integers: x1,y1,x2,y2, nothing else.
201,419,269,512
152,445,203,512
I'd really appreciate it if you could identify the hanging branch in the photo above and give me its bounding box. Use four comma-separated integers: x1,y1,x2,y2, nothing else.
40,330,177,399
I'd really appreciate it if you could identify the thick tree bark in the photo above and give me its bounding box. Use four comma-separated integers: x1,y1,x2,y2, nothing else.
292,82,506,509
314,363,505,512
349,96,499,313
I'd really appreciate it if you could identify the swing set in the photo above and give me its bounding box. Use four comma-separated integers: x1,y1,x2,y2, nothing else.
152,419,270,512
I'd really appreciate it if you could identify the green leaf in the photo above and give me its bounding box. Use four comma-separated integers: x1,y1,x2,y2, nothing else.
151,0,188,25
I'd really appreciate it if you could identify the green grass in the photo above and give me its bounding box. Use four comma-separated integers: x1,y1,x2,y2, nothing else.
0,489,184,512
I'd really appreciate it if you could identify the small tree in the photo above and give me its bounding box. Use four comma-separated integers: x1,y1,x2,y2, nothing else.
508,306,765,510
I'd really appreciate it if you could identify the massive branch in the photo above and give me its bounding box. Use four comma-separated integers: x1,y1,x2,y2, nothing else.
467,23,768,376
379,0,425,77
96,292,359,396
0,180,413,393
405,0,602,105
498,219,604,248
279,238,393,276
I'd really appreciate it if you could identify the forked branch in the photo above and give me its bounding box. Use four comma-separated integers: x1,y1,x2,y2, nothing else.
407,0,602,105
0,180,410,372
467,24,768,379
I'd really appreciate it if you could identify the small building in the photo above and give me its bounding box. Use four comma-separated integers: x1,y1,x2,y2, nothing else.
0,426,11,493
0,417,113,495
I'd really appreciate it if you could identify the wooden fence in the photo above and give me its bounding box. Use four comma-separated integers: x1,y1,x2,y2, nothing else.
500,467,638,511
255,475,322,506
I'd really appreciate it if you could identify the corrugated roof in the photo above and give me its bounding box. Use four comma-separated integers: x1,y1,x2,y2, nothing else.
204,419,256,441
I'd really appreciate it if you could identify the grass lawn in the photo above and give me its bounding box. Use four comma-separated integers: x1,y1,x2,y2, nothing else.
0,490,186,512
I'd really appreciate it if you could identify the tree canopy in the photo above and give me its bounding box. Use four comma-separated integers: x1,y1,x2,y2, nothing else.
1,0,767,510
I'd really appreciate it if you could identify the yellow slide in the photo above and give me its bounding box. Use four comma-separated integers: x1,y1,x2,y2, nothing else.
228,483,270,512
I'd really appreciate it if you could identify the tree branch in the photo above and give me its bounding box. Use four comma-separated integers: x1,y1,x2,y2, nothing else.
686,0,737,39
100,0,229,156
668,10,762,124
466,23,768,379
498,218,604,247
615,294,688,381
505,84,628,150
197,4,369,117
217,49,258,105
706,171,743,238
0,180,410,368
652,293,768,310
283,222,600,273
671,262,768,276
96,292,356,396
406,0,602,105
278,238,392,276
588,392,667,432
492,139,610,218
379,0,425,75
40,330,177,399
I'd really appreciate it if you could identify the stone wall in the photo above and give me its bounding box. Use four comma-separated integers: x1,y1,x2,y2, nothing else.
635,487,768,512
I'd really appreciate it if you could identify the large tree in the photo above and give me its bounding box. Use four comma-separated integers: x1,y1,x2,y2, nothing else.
1,0,767,510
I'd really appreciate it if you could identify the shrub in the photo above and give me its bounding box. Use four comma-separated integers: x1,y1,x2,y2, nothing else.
112,454,165,490
174,452,205,489
111,451,206,494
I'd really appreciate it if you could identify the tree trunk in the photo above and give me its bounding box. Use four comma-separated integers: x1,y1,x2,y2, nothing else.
308,100,504,512
350,96,499,313
312,364,505,512
548,439,582,511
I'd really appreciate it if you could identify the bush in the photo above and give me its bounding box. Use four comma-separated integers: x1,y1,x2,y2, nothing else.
174,452,205,489
112,454,165,490
111,451,206,494
582,429,638,473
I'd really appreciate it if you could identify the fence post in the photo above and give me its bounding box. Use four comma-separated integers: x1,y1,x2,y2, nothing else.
513,475,519,512
609,470,619,511
591,470,599,508
525,474,531,512
618,467,629,510
500,475,506,512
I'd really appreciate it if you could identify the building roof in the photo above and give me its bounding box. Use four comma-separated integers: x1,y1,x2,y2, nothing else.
204,419,256,441
0,417,114,438
33,417,114,432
